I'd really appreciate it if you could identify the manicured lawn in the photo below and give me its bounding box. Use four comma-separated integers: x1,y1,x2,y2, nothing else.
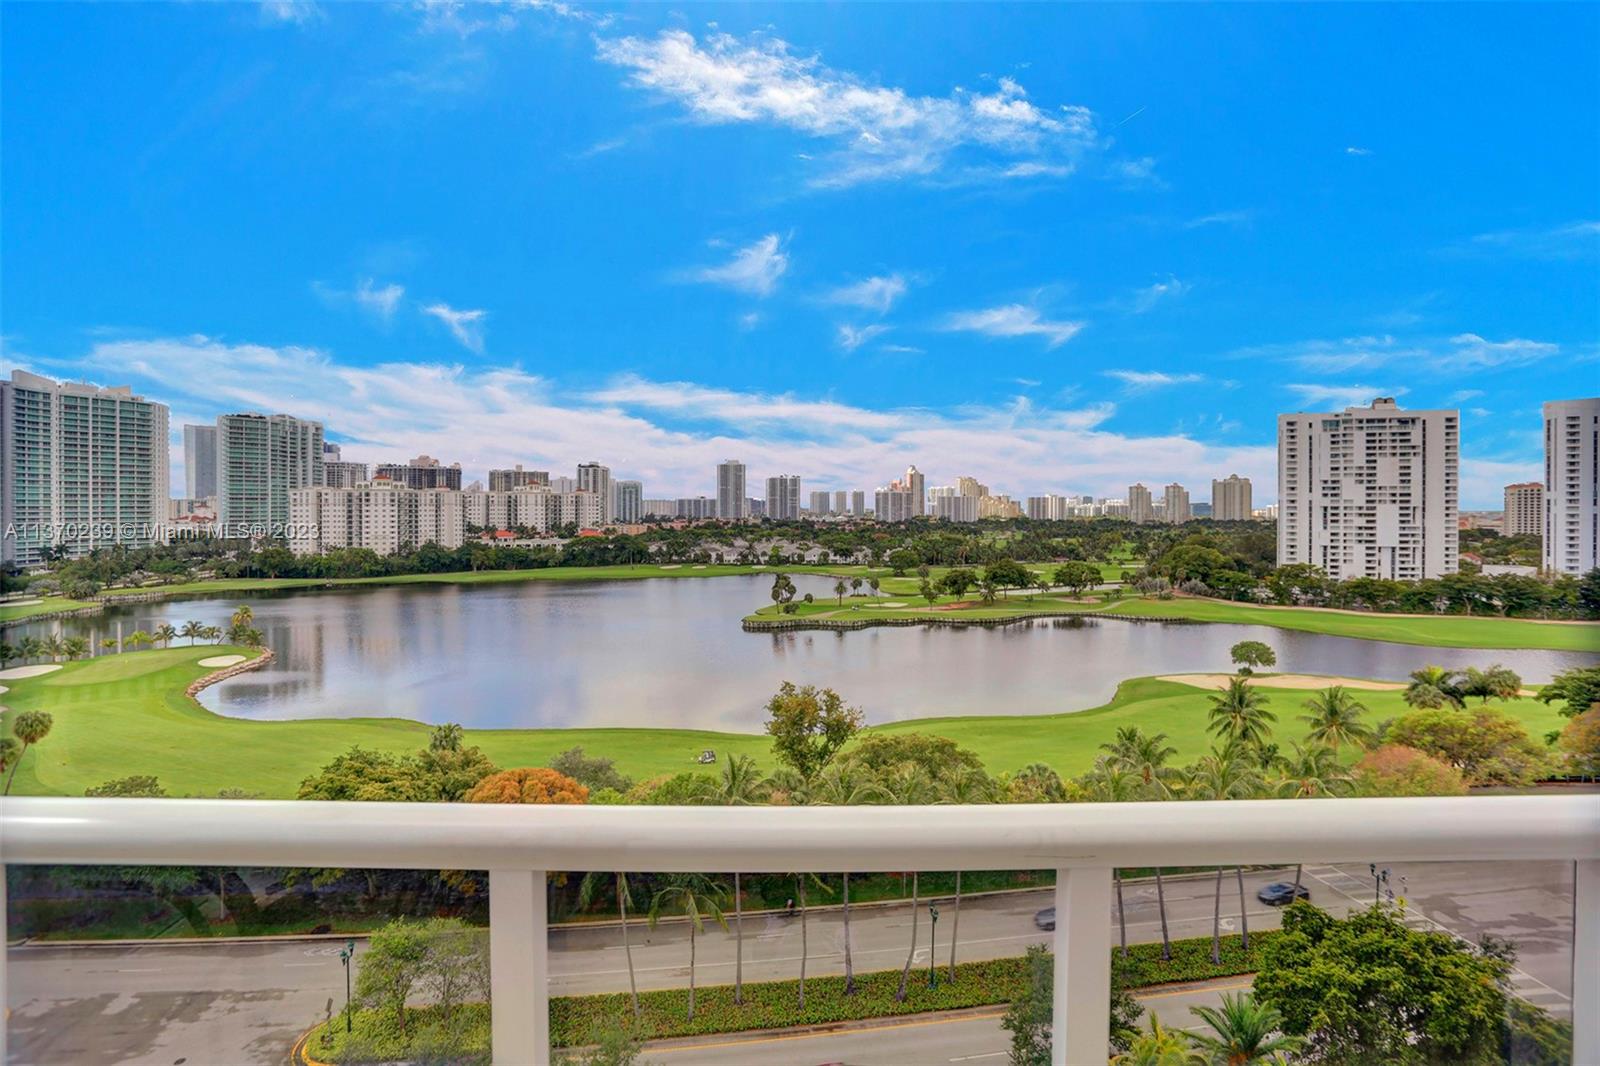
0,648,1569,798
0,596,97,623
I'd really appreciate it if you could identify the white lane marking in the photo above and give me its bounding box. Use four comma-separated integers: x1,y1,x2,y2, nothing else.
949,1052,1006,1061
116,968,161,973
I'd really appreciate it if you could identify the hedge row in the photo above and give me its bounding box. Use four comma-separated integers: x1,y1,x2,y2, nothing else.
310,930,1279,1061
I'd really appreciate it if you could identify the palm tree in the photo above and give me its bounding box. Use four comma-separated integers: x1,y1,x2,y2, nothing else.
18,636,43,663
154,623,177,648
1188,991,1302,1064
790,871,831,1008
1183,745,1263,802
1154,867,1172,961
44,635,66,662
0,737,19,782
1461,664,1523,704
1112,1016,1205,1065
99,637,118,653
0,643,15,669
833,579,848,606
868,576,880,597
850,577,863,597
203,625,223,644
895,869,921,1001
1100,726,1181,797
4,709,54,795
935,767,996,977
1205,678,1277,750
1274,741,1353,799
1404,665,1464,710
180,620,205,645
578,871,640,1021
646,874,727,1022
813,763,887,994
699,754,769,1005
1299,686,1373,753
63,636,88,661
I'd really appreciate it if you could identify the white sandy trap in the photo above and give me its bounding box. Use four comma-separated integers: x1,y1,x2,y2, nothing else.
1161,673,1407,692
876,601,910,608
1,598,42,607
197,654,248,668
658,564,682,570
0,664,62,681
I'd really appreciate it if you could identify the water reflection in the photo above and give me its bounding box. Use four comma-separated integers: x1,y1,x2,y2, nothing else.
14,575,1598,730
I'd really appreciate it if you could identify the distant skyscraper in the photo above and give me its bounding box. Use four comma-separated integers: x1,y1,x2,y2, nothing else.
184,424,217,500
1127,483,1155,524
216,412,323,537
904,465,926,516
875,485,916,522
766,475,801,520
1211,474,1253,521
1278,397,1459,580
1503,482,1542,538
956,475,988,498
1163,483,1192,524
488,466,550,492
715,459,746,520
1542,398,1599,575
577,462,612,522
809,490,832,515
1,370,170,567
850,490,866,516
833,490,848,514
615,480,643,523
375,455,462,491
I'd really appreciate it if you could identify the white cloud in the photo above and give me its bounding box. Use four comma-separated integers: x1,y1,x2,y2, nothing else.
1345,146,1372,156
1450,389,1485,403
1462,219,1598,260
1442,333,1559,371
943,304,1085,348
826,274,908,314
1111,155,1161,186
737,311,762,331
1184,209,1252,229
260,0,320,25
1002,161,1074,179
836,323,892,352
595,29,1097,187
1106,370,1204,392
879,344,924,355
84,334,1286,503
422,302,487,351
690,234,789,297
354,279,405,321
1241,332,1560,376
1284,383,1408,409
1130,275,1189,313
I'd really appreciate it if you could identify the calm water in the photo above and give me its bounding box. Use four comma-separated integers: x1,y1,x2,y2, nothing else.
18,575,1599,729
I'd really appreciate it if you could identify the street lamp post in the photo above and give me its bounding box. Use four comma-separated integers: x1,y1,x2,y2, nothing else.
339,939,355,1032
928,904,940,989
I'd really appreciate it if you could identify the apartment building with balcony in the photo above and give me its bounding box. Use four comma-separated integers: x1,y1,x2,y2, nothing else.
1543,398,1599,575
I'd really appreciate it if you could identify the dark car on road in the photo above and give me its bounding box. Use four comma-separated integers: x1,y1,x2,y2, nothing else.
1034,906,1056,930
1257,882,1311,905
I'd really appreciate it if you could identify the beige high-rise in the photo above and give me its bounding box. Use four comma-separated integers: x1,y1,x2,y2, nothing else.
1212,475,1253,521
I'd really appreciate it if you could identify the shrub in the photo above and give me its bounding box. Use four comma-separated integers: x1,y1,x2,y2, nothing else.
464,767,588,805
549,747,633,793
1556,707,1600,775
1387,707,1550,786
1353,744,1467,796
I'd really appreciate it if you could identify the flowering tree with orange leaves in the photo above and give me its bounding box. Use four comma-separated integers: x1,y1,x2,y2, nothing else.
464,767,589,805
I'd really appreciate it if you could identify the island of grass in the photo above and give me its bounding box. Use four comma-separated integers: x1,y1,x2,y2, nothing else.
0,644,1571,799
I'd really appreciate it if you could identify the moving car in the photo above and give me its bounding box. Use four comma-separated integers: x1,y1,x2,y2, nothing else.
1257,882,1312,905
1034,906,1056,930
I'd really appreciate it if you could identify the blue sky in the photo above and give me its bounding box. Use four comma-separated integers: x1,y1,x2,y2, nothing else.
3,1,1596,506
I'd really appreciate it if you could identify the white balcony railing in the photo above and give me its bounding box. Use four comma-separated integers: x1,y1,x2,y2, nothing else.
3,794,1598,1066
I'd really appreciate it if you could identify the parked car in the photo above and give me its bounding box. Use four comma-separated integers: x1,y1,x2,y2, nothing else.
1257,882,1312,905
1034,906,1056,930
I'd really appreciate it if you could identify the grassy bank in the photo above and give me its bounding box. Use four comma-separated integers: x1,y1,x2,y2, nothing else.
306,932,1277,1061
0,646,1568,798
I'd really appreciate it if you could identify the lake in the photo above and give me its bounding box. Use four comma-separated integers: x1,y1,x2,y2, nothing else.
17,575,1598,729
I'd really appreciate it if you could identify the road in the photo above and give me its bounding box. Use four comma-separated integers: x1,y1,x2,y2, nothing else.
5,860,1575,1064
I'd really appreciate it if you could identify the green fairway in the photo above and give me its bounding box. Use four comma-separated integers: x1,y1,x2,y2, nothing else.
0,596,98,623
0,646,1569,798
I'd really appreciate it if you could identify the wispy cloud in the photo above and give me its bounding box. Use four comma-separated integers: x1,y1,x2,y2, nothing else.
836,323,892,352
943,304,1085,348
1345,146,1372,156
1285,383,1407,409
1450,389,1485,403
689,234,789,297
1459,219,1599,260
422,302,487,352
826,274,908,314
313,278,406,324
1239,332,1561,375
259,0,320,25
1443,333,1558,371
1111,156,1163,188
1130,275,1189,313
594,30,1098,187
1106,369,1204,392
1184,209,1253,229
879,344,924,355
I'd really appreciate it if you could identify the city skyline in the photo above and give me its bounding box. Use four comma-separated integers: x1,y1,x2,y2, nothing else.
4,4,1595,509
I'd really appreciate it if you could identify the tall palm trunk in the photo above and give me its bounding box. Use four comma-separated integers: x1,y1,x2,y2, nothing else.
1211,867,1224,964
733,872,743,1006
1235,867,1250,950
843,872,856,994
797,875,808,1008
687,922,697,1021
948,870,962,978
1154,868,1172,960
1114,869,1128,956
619,874,639,1020
896,872,920,1001
1292,863,1303,894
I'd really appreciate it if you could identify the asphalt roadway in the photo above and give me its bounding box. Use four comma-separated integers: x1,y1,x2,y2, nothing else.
4,860,1576,1064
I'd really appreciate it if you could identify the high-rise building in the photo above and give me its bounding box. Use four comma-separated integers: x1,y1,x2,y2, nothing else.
216,412,323,538
809,490,832,515
1163,483,1192,524
577,462,611,523
1503,482,1543,538
1,370,170,568
1027,494,1074,520
1278,397,1459,580
874,485,916,522
319,443,369,489
978,494,1023,519
375,455,462,491
1212,475,1253,521
851,490,866,516
292,481,467,556
765,475,802,520
716,459,746,520
1127,483,1155,524
183,424,218,500
904,465,926,516
1542,398,1599,575
488,465,550,492
614,480,643,524
932,494,979,522
676,496,717,519
833,490,848,515
956,475,988,498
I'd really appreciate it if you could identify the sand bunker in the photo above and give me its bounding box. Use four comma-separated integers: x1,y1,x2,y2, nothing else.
197,654,248,668
1160,673,1407,692
0,664,62,681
